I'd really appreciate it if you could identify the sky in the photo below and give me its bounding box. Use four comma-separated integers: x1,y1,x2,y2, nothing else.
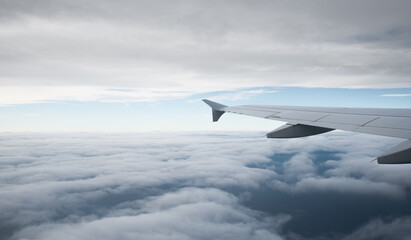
1,1,411,240
0,0,411,131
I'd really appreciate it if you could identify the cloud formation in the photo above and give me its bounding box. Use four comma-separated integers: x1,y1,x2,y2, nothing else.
208,89,279,101
343,216,411,240
1,132,411,239
12,188,290,240
1,0,411,104
381,94,411,97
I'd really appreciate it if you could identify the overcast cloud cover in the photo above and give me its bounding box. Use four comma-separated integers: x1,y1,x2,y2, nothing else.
1,0,411,104
1,132,411,240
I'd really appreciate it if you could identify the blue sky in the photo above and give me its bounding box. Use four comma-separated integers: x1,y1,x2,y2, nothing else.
1,87,410,132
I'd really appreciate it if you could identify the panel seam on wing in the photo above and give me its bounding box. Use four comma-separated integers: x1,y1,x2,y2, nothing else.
361,117,381,126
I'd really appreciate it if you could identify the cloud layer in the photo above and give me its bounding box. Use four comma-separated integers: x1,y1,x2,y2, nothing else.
1,0,411,104
1,132,411,239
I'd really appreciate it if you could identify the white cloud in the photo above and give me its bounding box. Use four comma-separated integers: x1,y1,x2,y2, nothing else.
208,89,279,101
1,132,411,239
294,177,405,198
381,94,411,97
11,188,290,240
1,1,411,104
0,86,193,105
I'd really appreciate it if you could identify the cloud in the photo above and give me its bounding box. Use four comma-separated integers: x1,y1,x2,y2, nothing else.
0,86,193,104
23,113,41,117
381,94,411,97
0,87,277,105
343,216,411,240
207,89,279,101
1,1,411,104
1,132,411,239
11,188,290,240
293,177,405,198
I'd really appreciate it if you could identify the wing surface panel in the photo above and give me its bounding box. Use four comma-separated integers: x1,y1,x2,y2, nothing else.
318,114,379,126
244,105,411,118
221,104,411,139
365,117,411,130
203,99,411,164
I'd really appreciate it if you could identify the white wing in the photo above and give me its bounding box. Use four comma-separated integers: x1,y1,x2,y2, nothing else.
203,99,411,164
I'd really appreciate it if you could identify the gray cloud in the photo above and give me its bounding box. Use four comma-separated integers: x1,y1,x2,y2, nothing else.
0,0,411,104
343,216,411,240
12,188,290,240
1,132,411,239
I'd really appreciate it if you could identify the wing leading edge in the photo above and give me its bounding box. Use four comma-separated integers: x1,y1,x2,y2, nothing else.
203,99,411,164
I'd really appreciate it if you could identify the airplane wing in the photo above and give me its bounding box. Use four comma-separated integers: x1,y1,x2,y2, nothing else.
203,99,411,164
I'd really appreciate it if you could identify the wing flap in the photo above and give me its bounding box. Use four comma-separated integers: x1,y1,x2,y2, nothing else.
318,114,379,126
268,111,329,121
365,116,411,130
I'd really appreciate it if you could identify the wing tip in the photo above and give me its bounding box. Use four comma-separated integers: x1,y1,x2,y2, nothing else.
202,99,227,122
202,99,227,111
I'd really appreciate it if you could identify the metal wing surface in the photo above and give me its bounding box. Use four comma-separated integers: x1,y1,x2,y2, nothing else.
203,99,411,164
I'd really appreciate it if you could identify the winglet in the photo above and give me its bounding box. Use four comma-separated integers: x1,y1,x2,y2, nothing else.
202,99,227,122
202,99,227,111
